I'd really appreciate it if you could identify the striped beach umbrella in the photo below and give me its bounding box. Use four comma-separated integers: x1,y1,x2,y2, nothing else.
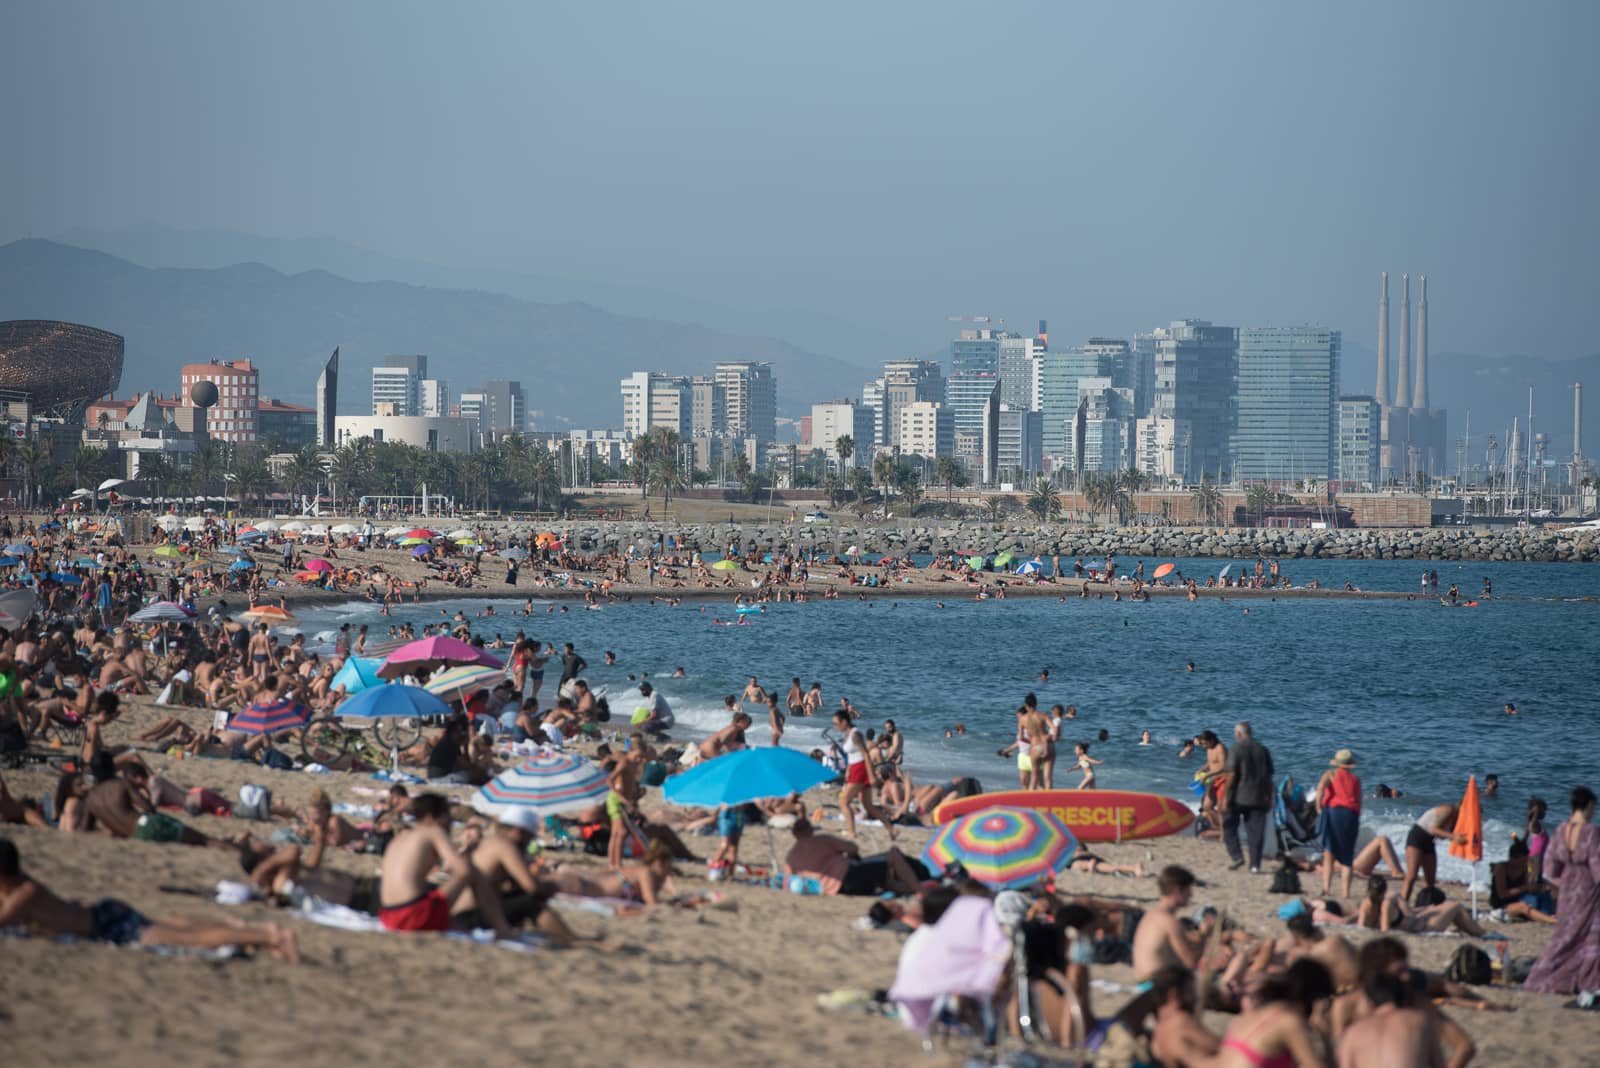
471,751,610,829
922,806,1078,891
229,697,313,736
425,664,506,701
241,605,296,623
130,601,195,623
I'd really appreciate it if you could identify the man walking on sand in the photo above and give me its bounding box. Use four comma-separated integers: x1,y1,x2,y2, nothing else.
1221,720,1274,873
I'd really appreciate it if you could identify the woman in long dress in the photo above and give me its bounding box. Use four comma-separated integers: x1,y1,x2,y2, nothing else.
1524,786,1600,995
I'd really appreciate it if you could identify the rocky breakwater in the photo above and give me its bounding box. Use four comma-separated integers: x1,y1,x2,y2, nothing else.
545,521,1600,564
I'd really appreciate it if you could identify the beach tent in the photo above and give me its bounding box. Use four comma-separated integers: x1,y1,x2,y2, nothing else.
331,656,385,694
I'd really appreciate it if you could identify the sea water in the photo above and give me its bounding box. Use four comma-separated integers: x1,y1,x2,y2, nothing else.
301,557,1600,877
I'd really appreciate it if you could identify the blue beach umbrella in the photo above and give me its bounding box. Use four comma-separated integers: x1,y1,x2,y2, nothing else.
337,683,454,720
47,572,83,585
228,697,313,735
330,656,384,694
663,747,835,807
230,559,256,571
237,530,268,542
0,557,21,568
3,543,31,556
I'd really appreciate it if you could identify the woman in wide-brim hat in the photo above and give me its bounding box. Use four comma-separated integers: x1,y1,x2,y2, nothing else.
1316,749,1363,897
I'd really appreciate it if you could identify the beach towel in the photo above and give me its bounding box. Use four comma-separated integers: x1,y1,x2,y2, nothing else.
889,896,1010,1033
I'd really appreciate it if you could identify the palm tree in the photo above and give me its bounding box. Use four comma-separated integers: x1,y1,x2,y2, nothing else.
835,434,854,472
283,445,325,510
1027,477,1060,521
872,452,897,496
848,468,873,515
982,495,1009,524
329,443,368,509
72,447,107,495
14,439,47,509
232,457,272,515
896,467,923,517
1081,473,1114,525
1190,476,1224,525
190,441,222,502
629,433,658,499
821,471,844,508
645,427,683,506
935,456,966,503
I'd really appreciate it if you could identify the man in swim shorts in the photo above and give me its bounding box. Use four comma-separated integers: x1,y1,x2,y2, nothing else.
379,794,512,936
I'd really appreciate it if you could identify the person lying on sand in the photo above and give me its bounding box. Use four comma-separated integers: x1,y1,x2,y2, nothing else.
547,839,679,907
1355,876,1493,938
783,817,924,896
1248,910,1359,993
84,762,235,852
0,838,298,963
0,772,48,828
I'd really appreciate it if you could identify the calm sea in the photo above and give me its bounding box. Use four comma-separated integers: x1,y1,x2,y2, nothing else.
303,557,1600,878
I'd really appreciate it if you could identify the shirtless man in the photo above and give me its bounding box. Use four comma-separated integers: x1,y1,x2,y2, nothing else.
452,814,597,945
83,764,229,850
1333,938,1476,1068
1132,865,1211,980
801,681,823,717
696,712,752,763
1337,973,1445,1068
377,793,512,937
572,679,598,723
785,677,804,720
1252,912,1359,992
741,676,768,705
606,737,653,870
0,838,298,962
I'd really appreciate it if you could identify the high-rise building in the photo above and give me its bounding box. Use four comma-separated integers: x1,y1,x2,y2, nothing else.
810,400,872,467
180,358,259,443
1337,395,1380,487
1037,348,1113,464
482,380,527,436
456,392,487,436
1151,320,1238,482
257,398,317,450
897,401,953,459
620,371,692,439
418,379,450,418
996,335,1038,410
882,360,944,450
947,371,999,456
1090,338,1144,417
1233,326,1341,482
714,361,777,443
372,355,427,416
1073,377,1137,474
1134,416,1191,483
982,396,1042,484
690,376,726,438
315,348,338,447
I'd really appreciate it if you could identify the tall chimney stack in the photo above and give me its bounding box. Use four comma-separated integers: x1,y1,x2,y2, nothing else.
1395,273,1412,408
1413,274,1429,409
1376,272,1390,406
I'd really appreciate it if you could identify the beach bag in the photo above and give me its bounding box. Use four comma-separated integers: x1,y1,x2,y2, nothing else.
640,760,668,788
262,747,295,771
595,697,611,723
1444,945,1493,986
1269,863,1303,895
236,784,273,821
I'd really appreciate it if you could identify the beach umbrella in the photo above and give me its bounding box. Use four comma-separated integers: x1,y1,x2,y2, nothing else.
404,528,435,539
663,748,835,808
46,572,83,585
501,547,529,560
228,696,313,736
294,570,321,582
130,601,194,623
241,605,296,623
411,545,433,557
1450,776,1485,916
994,549,1016,568
237,530,268,542
379,635,503,679
535,531,559,547
153,545,185,559
253,520,280,532
331,523,359,534
965,555,984,569
455,537,479,546
39,522,60,530
398,537,429,547
331,656,385,694
710,559,738,571
1218,563,1232,579
2,543,31,556
154,516,181,531
1014,560,1042,576
0,557,20,568
922,806,1079,891
230,558,256,571
281,521,307,532
337,683,454,721
471,751,611,829
304,558,334,573
1153,562,1177,579
0,589,38,629
73,556,98,568
447,528,475,539
304,524,328,537
424,664,506,701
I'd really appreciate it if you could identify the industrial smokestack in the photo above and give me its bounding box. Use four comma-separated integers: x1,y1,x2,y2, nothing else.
1376,272,1390,406
1414,275,1429,409
1395,273,1412,408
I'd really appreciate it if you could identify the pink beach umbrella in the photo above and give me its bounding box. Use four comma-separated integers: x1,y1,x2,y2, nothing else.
304,558,334,573
378,635,505,679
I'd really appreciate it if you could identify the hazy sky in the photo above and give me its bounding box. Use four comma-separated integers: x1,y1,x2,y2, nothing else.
3,1,1597,360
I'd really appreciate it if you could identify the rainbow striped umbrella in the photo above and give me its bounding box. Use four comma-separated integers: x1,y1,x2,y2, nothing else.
471,751,610,830
425,664,507,701
922,806,1078,890
228,696,313,736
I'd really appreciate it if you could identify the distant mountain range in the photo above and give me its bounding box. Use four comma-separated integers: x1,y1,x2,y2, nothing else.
0,239,873,427
1,235,1593,460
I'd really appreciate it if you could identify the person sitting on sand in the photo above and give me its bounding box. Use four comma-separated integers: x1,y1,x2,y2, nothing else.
1355,875,1493,937
1211,959,1332,1068
0,838,299,962
1132,866,1211,981
1487,836,1556,923
52,770,92,832
1249,909,1359,993
1330,937,1482,1065
0,772,48,828
1335,970,1445,1068
783,817,923,896
453,813,601,946
377,793,512,936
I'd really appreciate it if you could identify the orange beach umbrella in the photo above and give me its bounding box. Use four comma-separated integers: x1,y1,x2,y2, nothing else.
1153,562,1176,579
1448,776,1483,863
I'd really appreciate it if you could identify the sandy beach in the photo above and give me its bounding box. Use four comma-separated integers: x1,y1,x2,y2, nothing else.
1,685,1586,1068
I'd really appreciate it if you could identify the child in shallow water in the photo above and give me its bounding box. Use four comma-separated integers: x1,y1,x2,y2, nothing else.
1074,741,1103,789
